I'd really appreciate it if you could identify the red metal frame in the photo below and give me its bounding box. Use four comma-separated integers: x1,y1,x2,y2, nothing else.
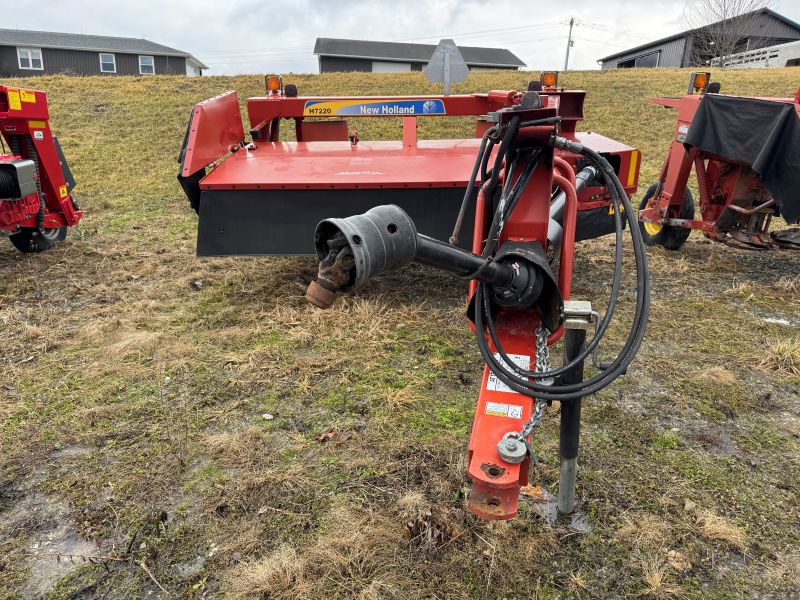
465,112,577,520
0,85,81,232
181,89,639,207
639,89,800,242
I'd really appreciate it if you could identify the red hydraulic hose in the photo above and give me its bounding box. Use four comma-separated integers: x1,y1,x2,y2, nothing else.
469,186,489,299
553,173,577,301
548,172,578,346
554,156,576,189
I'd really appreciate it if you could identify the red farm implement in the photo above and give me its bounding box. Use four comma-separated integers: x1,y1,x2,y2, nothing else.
0,85,81,253
178,73,650,521
303,78,650,520
638,72,800,250
178,73,639,256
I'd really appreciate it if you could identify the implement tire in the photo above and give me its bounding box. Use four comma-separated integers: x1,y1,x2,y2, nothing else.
638,183,694,251
9,227,68,253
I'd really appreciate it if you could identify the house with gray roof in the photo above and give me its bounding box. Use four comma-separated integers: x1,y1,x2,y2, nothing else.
0,29,207,77
314,38,525,72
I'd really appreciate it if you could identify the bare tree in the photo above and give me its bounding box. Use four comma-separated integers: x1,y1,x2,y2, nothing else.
683,0,775,67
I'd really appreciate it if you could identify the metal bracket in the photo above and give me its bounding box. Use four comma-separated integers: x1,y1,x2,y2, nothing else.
563,300,593,330
564,300,611,369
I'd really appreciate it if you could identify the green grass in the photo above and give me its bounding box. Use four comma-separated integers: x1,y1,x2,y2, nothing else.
0,68,799,598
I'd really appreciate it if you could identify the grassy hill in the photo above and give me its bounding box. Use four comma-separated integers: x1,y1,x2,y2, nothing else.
0,68,799,598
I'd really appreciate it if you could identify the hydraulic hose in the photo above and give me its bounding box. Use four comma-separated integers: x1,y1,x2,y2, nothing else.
450,127,495,245
473,133,650,402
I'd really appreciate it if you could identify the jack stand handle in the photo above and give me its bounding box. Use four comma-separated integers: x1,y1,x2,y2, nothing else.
558,303,589,515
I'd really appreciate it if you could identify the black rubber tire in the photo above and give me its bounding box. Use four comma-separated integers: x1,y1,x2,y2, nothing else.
638,183,694,251
9,227,68,253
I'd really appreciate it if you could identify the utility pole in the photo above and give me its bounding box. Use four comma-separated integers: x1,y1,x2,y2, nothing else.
564,17,575,71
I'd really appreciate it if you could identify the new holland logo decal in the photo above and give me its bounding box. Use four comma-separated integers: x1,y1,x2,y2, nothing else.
303,99,446,117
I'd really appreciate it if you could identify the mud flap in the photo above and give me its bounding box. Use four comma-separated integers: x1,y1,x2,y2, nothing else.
53,136,76,194
177,169,204,214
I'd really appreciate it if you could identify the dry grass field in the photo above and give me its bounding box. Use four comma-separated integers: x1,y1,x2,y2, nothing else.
1,68,799,599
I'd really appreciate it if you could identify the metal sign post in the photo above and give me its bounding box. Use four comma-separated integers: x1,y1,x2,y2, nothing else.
423,39,469,96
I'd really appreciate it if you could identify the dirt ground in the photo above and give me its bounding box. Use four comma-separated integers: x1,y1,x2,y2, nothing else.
1,70,799,598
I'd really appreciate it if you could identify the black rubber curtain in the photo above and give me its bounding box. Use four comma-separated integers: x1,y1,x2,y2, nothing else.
684,94,800,223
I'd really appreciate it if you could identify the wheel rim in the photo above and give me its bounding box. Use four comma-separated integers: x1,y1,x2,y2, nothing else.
39,228,61,240
643,221,663,236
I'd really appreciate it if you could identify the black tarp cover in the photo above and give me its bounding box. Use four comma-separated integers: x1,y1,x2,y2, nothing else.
684,94,800,224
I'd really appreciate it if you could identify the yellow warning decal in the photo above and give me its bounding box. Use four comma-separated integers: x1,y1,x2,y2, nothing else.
20,89,36,103
7,88,21,111
609,203,626,215
59,185,68,199
627,150,639,187
28,120,46,129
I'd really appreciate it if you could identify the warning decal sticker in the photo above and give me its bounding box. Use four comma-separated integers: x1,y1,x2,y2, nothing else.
7,89,21,111
303,99,445,117
484,401,524,420
486,353,530,394
19,89,36,103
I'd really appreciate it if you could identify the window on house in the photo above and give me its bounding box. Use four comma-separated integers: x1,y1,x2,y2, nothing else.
17,47,44,70
139,55,155,75
99,53,116,73
371,61,411,72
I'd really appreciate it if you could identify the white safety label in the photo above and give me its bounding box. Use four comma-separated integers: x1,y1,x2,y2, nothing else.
484,401,524,419
486,353,530,394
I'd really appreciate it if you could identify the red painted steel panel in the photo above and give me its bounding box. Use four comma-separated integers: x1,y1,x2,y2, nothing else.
181,91,245,177
467,311,539,520
200,139,492,190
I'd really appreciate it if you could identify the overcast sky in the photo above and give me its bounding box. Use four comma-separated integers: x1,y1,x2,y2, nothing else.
5,0,800,74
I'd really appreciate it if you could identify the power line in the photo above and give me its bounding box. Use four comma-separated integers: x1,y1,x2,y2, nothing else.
196,44,311,55
197,49,313,59
395,20,568,42
195,21,569,57
572,36,632,48
576,20,652,41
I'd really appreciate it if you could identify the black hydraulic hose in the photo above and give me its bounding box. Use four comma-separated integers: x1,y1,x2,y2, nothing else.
482,149,641,388
481,175,624,383
482,148,542,259
496,150,541,235
450,127,495,245
480,138,496,184
474,136,649,400
481,152,520,259
483,115,520,201
489,161,625,379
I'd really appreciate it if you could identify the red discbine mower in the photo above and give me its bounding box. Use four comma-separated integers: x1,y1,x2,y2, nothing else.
639,72,800,250
1,85,81,253
179,72,650,520
178,72,639,256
